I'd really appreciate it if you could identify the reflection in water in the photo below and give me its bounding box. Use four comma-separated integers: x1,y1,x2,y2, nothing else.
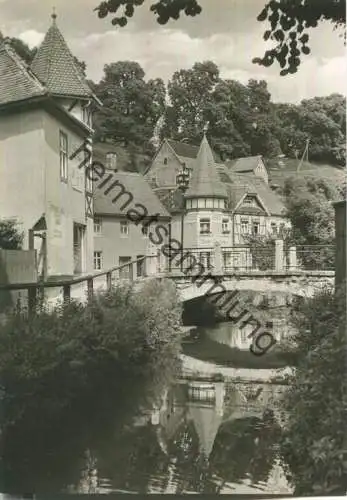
95,376,291,494
3,290,295,494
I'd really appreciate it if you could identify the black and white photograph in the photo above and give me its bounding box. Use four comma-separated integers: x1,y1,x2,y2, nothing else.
0,0,346,496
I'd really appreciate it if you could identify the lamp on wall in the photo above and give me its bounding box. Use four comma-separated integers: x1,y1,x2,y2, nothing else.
176,163,190,272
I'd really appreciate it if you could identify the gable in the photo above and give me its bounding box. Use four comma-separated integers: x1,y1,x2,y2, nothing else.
146,140,183,188
236,194,267,215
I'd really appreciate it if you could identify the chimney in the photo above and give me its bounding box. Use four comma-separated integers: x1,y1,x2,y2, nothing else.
106,152,117,171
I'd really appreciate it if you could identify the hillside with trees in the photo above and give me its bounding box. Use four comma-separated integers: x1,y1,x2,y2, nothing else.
91,59,345,173
2,29,345,173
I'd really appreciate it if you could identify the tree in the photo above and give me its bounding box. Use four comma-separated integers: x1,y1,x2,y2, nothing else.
95,0,202,26
94,61,166,154
0,279,183,492
280,284,347,495
281,175,342,269
165,67,281,160
0,31,37,64
0,31,87,73
253,0,345,75
94,0,345,73
164,61,220,144
0,219,23,250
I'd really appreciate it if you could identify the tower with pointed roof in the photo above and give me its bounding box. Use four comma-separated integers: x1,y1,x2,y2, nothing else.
181,134,230,256
0,12,99,282
31,11,100,128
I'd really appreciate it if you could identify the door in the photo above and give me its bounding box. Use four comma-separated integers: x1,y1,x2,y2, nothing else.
119,256,132,279
136,254,145,277
73,223,85,274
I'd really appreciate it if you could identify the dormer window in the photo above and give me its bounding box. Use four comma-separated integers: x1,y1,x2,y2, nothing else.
244,196,253,205
106,152,117,171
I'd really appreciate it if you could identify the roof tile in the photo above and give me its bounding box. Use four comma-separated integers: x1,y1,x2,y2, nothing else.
94,171,170,218
225,156,262,173
31,17,94,99
0,42,47,106
186,135,227,199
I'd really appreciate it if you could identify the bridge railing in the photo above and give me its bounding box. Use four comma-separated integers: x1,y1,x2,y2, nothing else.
0,254,159,314
284,244,335,271
173,241,335,274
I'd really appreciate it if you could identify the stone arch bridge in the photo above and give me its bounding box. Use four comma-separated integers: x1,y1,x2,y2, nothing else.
168,270,335,303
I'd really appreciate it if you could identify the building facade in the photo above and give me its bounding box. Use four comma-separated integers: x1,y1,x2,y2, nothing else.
0,14,100,279
93,168,171,276
146,135,290,270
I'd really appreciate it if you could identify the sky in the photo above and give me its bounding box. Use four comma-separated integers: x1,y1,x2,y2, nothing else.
1,0,346,103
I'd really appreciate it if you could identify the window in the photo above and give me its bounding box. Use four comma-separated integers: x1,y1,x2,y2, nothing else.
271,222,277,235
198,251,211,269
163,157,168,165
82,106,91,127
222,218,230,233
94,251,102,270
252,221,260,235
241,219,249,234
85,150,93,193
94,217,102,234
120,220,129,235
106,152,117,170
244,196,253,205
141,225,149,237
223,251,232,270
199,218,211,234
60,131,68,181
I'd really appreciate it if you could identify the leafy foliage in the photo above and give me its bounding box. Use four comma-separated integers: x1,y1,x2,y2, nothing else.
280,284,347,495
93,61,166,161
0,219,23,250
95,0,202,26
253,0,345,74
244,234,277,271
163,63,345,165
0,279,183,492
279,175,342,269
275,94,346,166
282,174,341,245
165,69,285,160
0,31,87,76
93,0,345,74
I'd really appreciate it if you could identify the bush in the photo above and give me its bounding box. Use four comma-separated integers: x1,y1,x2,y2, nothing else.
0,279,183,493
244,234,276,270
0,219,23,249
280,284,347,495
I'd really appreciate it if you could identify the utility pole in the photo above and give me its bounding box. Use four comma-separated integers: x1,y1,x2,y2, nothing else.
297,138,310,172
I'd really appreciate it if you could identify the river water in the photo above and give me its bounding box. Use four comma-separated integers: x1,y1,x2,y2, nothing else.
74,292,294,495
1,292,293,495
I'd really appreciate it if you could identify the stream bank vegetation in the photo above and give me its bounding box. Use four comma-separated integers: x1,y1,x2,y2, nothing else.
0,278,183,493
280,282,347,496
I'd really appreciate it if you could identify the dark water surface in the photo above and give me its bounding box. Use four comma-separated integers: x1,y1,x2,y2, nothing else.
92,375,291,495
3,291,294,495
87,294,294,494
